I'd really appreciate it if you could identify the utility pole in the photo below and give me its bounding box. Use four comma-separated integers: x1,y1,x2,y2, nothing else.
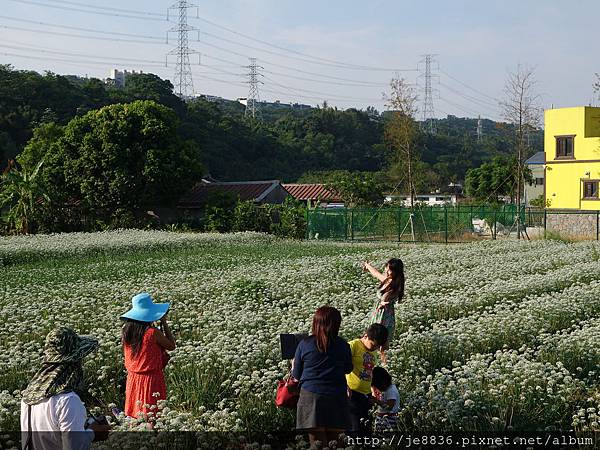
477,115,483,141
167,1,200,99
245,57,263,119
418,54,438,134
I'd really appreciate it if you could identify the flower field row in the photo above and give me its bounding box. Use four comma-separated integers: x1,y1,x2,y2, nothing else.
0,230,599,437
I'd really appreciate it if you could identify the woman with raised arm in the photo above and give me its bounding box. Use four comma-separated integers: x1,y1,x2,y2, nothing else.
362,258,405,364
120,293,176,420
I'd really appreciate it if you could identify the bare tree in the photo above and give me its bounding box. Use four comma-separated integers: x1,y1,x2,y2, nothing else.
500,64,542,239
384,77,419,209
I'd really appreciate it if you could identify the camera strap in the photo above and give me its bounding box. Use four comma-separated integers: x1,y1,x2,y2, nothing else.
24,405,33,450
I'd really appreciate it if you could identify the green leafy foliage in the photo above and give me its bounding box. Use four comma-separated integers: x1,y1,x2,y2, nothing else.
530,194,551,208
0,159,49,234
23,100,203,230
200,197,306,238
465,156,533,202
324,170,386,206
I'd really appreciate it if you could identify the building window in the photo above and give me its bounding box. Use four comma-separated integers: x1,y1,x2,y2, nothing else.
583,180,599,199
556,136,574,159
535,177,544,186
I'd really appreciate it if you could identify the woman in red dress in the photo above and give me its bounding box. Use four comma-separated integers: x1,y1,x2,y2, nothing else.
121,293,176,419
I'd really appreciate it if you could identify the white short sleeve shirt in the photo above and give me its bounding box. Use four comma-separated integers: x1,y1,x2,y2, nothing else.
20,392,95,450
377,384,400,414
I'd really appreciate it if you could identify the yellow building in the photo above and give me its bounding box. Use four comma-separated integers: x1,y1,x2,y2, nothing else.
545,106,600,210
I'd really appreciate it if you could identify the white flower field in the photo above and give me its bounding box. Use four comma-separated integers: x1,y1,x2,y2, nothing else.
1,230,600,437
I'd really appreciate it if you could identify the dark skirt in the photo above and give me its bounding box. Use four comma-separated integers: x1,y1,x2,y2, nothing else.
296,388,351,430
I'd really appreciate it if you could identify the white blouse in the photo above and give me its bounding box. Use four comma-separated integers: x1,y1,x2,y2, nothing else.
20,392,95,450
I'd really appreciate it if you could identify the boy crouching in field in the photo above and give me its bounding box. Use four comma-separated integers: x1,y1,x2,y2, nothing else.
371,366,400,432
345,323,388,437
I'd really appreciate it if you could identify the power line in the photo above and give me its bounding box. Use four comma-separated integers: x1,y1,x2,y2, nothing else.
191,74,365,107
0,14,165,40
0,24,167,45
262,74,382,102
439,97,481,117
31,0,165,18
440,69,500,102
261,86,367,105
192,15,416,72
6,0,165,21
200,64,244,78
438,85,501,119
196,40,393,86
7,0,416,73
4,0,413,98
261,73,312,102
0,50,168,68
200,53,246,68
262,68,388,88
2,0,412,107
0,42,169,65
439,81,500,110
439,96,499,120
198,29,413,73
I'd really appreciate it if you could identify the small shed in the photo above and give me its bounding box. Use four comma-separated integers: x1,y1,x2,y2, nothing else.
179,180,289,209
282,183,343,207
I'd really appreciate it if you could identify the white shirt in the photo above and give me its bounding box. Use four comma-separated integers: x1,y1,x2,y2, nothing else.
377,384,400,414
20,392,95,450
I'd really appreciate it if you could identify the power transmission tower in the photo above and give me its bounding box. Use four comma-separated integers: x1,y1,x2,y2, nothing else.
477,115,483,141
167,1,200,99
245,57,263,119
418,54,439,134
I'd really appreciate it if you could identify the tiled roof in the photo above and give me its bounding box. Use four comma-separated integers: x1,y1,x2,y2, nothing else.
525,151,545,165
282,184,342,202
179,180,280,207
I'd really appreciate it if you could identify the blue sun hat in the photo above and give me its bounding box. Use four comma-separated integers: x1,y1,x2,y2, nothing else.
120,293,170,323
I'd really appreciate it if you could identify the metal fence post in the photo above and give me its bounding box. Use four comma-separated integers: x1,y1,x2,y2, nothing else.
397,207,401,242
493,209,497,240
350,209,354,241
544,209,547,237
597,211,599,240
344,209,348,241
444,206,448,244
305,208,310,240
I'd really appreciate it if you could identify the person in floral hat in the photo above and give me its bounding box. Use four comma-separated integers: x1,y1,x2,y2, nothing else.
21,327,110,450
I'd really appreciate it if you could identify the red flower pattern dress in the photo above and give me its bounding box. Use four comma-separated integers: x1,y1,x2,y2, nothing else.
124,327,169,419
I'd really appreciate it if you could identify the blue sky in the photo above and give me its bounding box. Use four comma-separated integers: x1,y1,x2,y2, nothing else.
1,0,598,120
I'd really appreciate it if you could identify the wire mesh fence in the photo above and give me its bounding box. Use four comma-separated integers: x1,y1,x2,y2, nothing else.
306,206,599,243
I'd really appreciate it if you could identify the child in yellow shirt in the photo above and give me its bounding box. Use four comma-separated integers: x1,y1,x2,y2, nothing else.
346,323,388,436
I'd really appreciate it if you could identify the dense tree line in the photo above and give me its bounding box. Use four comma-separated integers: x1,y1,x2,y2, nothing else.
0,65,548,233
0,64,542,183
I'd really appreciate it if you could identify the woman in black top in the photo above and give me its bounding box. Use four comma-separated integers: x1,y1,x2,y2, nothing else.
293,306,353,446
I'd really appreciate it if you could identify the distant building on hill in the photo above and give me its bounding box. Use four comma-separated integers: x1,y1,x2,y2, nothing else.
105,69,142,87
